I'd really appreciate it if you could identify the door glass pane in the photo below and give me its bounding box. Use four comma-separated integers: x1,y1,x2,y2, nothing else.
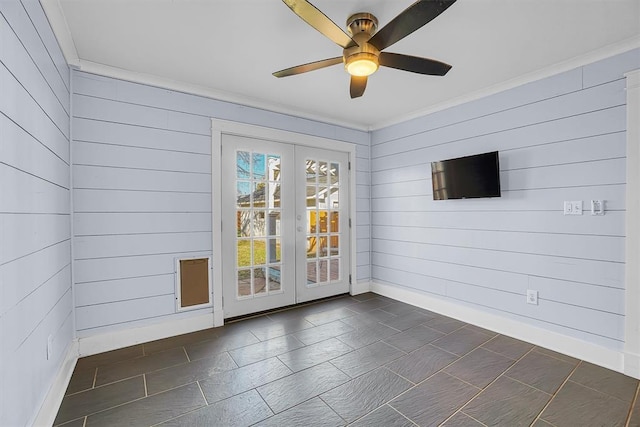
318,210,328,232
237,210,250,237
318,186,328,208
267,211,280,236
237,240,250,267
269,238,281,262
318,235,328,257
330,235,339,256
253,239,266,265
254,268,267,294
319,161,328,184
253,153,266,180
234,149,284,300
253,182,265,207
330,259,339,281
237,151,250,179
330,162,339,185
306,237,317,259
318,259,328,283
329,186,339,209
330,211,339,233
307,211,316,234
268,267,281,292
268,155,281,181
272,183,281,207
237,182,251,208
253,211,266,237
306,186,317,208
307,261,317,285
237,269,251,297
306,160,317,184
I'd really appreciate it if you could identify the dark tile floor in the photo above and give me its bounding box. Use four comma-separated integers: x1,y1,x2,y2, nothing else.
55,293,640,426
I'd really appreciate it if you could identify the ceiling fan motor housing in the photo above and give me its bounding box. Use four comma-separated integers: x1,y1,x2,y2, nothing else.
343,13,380,75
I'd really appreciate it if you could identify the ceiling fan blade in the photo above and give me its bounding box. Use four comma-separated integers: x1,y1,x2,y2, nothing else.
282,0,356,48
379,52,452,75
368,0,456,51
350,75,367,98
273,57,343,78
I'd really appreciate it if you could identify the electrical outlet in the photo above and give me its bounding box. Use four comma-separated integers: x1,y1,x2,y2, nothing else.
526,290,538,305
591,199,604,215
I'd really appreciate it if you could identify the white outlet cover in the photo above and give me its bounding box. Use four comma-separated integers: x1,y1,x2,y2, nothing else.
526,290,539,305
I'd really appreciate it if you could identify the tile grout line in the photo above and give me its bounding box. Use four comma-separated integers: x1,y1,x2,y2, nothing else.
387,404,420,426
317,395,349,424
460,412,489,426
625,381,640,427
501,374,554,396
64,374,139,398
143,374,148,397
381,365,417,386
533,347,579,364
530,360,583,426
195,380,209,405
183,346,191,362
564,377,638,404
91,367,97,389
477,333,535,360
81,416,87,427
374,341,488,419
439,344,540,425
72,393,150,421
440,371,486,392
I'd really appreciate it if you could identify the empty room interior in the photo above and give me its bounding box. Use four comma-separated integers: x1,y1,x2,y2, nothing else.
2,0,640,425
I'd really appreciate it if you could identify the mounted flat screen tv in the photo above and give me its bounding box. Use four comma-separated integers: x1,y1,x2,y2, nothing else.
431,151,501,200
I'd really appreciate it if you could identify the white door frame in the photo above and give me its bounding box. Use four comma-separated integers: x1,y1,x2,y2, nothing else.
211,119,357,325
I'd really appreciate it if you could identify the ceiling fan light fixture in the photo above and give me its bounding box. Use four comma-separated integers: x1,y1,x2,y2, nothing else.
345,52,379,77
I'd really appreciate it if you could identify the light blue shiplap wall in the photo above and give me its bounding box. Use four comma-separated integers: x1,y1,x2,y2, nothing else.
0,0,72,425
71,72,370,336
371,49,639,351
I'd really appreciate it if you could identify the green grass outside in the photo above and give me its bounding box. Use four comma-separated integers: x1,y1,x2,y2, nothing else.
237,240,281,267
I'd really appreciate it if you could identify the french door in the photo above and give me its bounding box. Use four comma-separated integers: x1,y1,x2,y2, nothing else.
221,134,350,318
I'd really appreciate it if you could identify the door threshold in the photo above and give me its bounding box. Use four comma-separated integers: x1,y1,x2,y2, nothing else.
225,293,350,324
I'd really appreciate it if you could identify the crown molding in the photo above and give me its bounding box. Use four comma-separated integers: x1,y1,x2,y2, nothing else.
370,35,640,131
41,0,639,132
74,60,370,132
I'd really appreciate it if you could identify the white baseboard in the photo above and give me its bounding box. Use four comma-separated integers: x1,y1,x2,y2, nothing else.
370,281,628,376
78,313,217,357
214,309,224,327
32,339,79,427
624,352,640,379
350,280,371,296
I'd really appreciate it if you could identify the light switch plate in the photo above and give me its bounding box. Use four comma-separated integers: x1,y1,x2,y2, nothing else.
564,201,582,215
572,201,582,215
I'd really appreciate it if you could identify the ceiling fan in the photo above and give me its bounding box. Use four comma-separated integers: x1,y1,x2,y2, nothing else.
273,0,457,98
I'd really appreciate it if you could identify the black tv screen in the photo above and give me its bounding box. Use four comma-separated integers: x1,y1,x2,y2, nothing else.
431,151,501,200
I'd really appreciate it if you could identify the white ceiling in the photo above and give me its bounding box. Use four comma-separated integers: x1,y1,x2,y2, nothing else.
45,0,640,130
